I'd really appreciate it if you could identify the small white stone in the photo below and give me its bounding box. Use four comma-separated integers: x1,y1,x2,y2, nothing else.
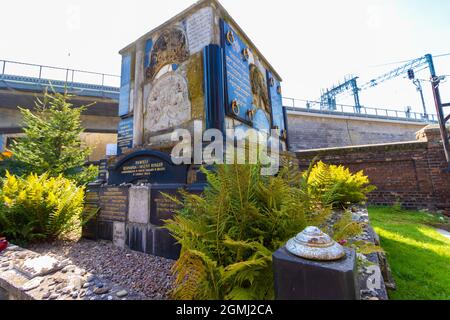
116,290,128,298
22,255,60,275
22,277,44,291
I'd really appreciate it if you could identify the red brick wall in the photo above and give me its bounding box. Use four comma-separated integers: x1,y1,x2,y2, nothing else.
295,126,450,213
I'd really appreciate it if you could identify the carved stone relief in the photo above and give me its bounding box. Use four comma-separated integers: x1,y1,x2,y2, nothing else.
144,72,191,134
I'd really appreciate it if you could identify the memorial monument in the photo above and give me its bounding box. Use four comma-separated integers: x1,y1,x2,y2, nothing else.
83,0,289,260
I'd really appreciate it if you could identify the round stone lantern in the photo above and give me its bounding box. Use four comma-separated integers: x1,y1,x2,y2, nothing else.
285,226,345,261
273,226,359,300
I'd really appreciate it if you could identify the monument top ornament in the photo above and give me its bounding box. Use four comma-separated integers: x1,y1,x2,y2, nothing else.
285,227,346,261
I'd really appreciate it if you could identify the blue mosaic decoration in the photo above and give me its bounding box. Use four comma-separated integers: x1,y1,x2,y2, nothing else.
252,109,271,132
267,70,287,140
117,116,134,155
222,21,253,124
119,55,132,117
144,39,153,68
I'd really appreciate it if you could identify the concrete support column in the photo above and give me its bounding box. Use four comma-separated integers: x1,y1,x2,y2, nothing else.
133,42,145,148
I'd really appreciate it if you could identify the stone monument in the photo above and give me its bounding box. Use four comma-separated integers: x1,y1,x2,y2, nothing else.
83,0,289,260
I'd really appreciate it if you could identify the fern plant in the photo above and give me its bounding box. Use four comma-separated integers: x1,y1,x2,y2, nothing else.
306,161,376,208
164,160,379,300
0,171,85,244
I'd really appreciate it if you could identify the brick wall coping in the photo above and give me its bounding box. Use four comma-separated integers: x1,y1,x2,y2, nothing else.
286,107,432,126
295,140,427,158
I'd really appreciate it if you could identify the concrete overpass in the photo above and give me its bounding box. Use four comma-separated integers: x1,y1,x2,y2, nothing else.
0,60,120,161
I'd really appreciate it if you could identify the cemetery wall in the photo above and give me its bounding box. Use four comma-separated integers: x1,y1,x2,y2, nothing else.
296,125,450,213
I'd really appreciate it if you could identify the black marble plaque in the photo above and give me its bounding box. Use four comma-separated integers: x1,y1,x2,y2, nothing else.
82,187,100,240
145,228,154,255
150,184,185,226
98,221,113,241
108,150,188,185
126,224,146,253
82,219,98,240
98,186,129,222
153,228,181,260
117,117,133,155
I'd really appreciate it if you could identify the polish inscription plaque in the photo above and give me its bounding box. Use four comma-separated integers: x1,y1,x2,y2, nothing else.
98,186,129,222
117,117,134,155
222,21,253,122
150,185,185,226
108,150,188,185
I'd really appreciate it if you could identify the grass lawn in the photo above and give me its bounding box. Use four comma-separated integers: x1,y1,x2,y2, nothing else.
368,206,450,300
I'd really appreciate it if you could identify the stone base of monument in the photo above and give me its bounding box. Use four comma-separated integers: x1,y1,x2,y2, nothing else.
82,183,192,260
81,152,206,261
272,247,360,300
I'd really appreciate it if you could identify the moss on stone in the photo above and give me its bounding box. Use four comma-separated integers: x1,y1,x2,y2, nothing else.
187,53,205,121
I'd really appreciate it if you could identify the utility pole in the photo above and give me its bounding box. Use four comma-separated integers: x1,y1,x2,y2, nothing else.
426,54,450,171
413,79,428,119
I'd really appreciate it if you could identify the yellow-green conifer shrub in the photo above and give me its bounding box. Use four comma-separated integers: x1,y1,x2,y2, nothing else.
0,172,85,243
306,161,376,208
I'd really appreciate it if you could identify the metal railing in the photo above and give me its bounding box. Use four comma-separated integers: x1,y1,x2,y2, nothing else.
283,97,438,123
0,59,120,98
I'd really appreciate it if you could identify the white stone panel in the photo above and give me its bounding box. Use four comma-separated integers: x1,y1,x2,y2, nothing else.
113,222,126,248
128,186,150,224
186,7,214,54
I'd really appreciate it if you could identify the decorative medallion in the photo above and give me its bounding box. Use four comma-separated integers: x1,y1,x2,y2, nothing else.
281,129,287,140
269,77,275,87
146,28,189,81
282,129,288,140
226,30,235,45
277,85,282,95
242,48,250,61
231,100,240,115
247,108,256,120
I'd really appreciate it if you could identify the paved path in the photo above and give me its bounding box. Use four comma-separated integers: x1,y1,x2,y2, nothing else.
436,228,450,240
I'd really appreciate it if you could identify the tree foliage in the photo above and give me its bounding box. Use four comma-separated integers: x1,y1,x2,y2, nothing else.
8,90,98,185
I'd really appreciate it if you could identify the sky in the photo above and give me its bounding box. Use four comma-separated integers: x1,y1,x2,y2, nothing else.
1,0,450,116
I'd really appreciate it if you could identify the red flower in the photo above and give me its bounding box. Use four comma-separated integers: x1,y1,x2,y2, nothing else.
0,238,8,253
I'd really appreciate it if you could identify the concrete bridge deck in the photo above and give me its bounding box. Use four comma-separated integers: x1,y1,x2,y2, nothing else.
0,60,120,160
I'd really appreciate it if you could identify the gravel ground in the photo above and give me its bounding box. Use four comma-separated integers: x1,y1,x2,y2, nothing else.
27,240,175,300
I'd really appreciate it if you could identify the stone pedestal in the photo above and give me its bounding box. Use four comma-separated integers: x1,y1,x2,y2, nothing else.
273,247,359,300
